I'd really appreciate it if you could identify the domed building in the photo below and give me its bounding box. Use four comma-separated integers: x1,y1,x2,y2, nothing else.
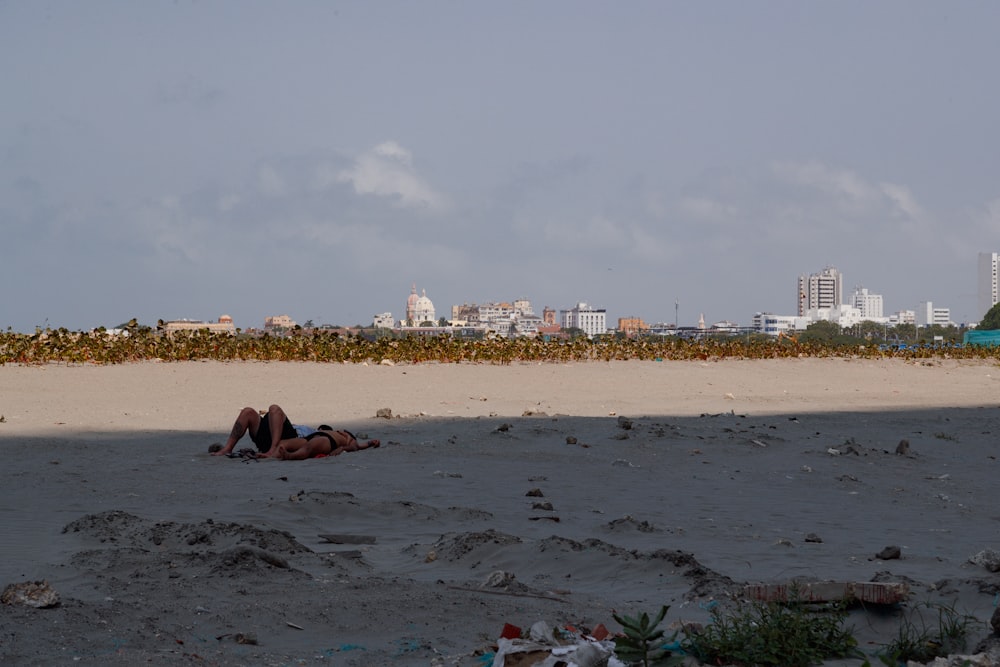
405,283,436,325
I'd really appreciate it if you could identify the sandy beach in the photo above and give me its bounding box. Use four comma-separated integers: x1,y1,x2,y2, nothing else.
3,358,1000,665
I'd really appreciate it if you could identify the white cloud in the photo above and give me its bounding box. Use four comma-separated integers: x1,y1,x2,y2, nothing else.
337,141,447,210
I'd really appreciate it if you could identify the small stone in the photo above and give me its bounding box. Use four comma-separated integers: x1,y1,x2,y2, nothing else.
876,545,902,560
496,423,511,432
804,533,823,543
895,439,910,455
566,436,578,445
525,488,544,497
617,416,633,430
208,442,223,453
532,501,554,511
375,408,393,419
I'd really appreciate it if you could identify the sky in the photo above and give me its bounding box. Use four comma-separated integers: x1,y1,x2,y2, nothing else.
3,1,999,332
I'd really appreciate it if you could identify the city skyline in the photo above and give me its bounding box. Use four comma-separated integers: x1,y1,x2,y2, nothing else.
3,3,999,333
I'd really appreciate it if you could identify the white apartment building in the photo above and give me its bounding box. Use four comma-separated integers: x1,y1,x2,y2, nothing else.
850,286,884,320
978,252,999,320
888,310,915,326
797,266,843,316
373,312,395,329
512,299,534,316
917,302,952,327
561,302,607,337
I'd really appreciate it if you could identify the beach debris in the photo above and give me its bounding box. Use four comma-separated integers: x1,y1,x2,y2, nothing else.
490,620,622,667
375,407,393,418
207,442,223,453
235,632,258,645
525,488,544,497
433,470,463,478
565,436,578,445
424,550,437,563
616,416,633,430
496,423,511,432
744,580,909,605
804,533,823,543
724,392,736,400
318,534,377,545
286,621,304,630
378,359,394,366
750,439,768,447
875,545,902,560
485,570,516,588
1,580,61,608
895,439,911,455
969,549,1000,572
532,501,554,511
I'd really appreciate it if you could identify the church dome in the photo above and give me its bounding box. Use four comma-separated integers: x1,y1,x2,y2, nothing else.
413,289,436,324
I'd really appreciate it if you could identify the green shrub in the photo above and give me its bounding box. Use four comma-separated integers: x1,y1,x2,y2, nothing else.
683,597,860,667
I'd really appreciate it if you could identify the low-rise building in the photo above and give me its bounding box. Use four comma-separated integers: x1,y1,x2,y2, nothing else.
162,315,236,335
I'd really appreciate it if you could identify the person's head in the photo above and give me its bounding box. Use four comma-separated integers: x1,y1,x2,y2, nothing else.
317,424,332,431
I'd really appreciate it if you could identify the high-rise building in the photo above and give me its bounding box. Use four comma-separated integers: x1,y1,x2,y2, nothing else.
797,266,843,316
850,286,884,320
978,252,1000,320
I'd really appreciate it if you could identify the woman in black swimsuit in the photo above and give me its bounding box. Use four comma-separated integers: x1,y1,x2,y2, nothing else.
211,404,380,459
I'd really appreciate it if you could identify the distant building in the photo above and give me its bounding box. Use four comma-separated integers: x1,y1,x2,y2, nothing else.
264,315,296,331
798,266,843,316
617,317,649,337
978,252,1000,320
542,307,557,326
752,312,810,336
405,284,436,325
917,301,952,327
889,310,915,326
373,312,395,329
560,302,607,337
163,315,236,335
850,286,884,320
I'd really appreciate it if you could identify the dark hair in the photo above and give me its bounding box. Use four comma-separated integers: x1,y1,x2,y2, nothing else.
317,424,332,431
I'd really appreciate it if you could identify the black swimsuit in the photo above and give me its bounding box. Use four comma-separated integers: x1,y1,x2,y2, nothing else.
305,430,357,448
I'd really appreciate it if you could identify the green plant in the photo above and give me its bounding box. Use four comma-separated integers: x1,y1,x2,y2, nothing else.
876,600,976,664
684,598,860,667
612,605,679,667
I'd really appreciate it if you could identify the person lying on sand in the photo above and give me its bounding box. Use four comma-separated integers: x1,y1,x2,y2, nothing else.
210,404,380,460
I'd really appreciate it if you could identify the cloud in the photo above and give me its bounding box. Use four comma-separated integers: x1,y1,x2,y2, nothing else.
337,141,447,210
769,159,926,225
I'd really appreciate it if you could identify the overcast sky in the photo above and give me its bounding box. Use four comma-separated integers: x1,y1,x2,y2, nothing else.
3,1,999,332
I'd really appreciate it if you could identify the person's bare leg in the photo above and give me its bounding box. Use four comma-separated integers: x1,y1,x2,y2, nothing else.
213,408,260,456
260,437,311,459
265,404,291,453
